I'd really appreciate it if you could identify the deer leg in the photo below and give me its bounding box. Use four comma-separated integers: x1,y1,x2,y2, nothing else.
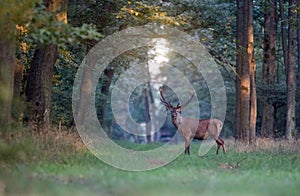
216,142,220,154
216,137,226,154
222,145,226,154
215,137,226,154
218,137,226,154
185,138,191,155
185,145,191,155
184,142,188,155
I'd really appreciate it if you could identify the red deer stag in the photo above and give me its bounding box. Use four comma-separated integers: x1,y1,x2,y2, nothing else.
159,87,226,155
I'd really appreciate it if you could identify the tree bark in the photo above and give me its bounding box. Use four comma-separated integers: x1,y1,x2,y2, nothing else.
248,0,256,144
148,80,158,141
12,60,25,121
236,0,245,140
240,0,251,144
236,0,256,144
285,0,297,140
74,61,94,127
97,13,125,125
297,0,300,131
237,0,250,143
0,28,15,128
26,44,58,131
25,0,68,131
261,0,277,138
297,0,300,82
279,0,288,73
144,86,152,143
99,68,114,124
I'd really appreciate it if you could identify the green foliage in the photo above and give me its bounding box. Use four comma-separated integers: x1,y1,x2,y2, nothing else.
11,1,104,47
52,49,78,126
29,22,103,47
67,0,125,35
257,81,287,107
0,0,38,29
116,1,190,26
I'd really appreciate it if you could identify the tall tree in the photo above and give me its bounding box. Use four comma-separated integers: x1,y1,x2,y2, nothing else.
285,0,297,140
248,0,257,144
261,0,277,137
98,22,126,125
26,0,68,131
298,0,300,129
298,1,300,79
0,1,36,129
236,0,256,144
279,0,288,72
0,22,15,128
143,85,152,143
236,0,243,140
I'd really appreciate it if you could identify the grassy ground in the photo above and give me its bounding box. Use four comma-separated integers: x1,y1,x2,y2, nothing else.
0,130,300,196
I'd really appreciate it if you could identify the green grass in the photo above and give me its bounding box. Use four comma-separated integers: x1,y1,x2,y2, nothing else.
1,136,300,196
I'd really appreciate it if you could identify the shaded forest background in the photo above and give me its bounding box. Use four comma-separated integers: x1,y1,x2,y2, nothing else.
0,0,300,144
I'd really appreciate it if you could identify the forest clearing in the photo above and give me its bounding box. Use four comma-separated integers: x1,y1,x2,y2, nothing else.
1,0,300,195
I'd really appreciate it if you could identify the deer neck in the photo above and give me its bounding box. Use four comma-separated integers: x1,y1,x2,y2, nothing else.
172,115,183,129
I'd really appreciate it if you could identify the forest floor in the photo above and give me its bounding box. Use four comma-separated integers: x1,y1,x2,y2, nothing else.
0,130,300,196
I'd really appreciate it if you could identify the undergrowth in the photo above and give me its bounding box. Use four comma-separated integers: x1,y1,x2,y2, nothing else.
0,127,85,168
1,127,300,167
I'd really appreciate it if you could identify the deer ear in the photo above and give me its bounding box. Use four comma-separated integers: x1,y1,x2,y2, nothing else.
177,106,182,112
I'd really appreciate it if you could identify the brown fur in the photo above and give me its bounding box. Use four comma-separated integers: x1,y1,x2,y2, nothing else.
159,87,226,155
171,114,226,155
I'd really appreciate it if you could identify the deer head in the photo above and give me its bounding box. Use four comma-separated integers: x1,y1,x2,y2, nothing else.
159,86,194,121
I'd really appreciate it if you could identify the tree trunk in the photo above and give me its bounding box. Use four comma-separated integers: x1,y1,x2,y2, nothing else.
99,68,114,124
237,0,250,144
144,86,152,143
236,0,256,144
12,60,25,121
0,28,15,129
236,0,245,140
279,0,288,73
147,80,158,141
297,0,300,81
248,0,256,144
25,0,68,131
74,62,94,127
240,0,251,144
26,44,58,131
261,0,277,138
97,19,125,125
297,0,300,133
285,0,297,140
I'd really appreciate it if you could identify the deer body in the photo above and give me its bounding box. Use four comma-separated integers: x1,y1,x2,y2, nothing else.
160,87,226,155
172,114,226,155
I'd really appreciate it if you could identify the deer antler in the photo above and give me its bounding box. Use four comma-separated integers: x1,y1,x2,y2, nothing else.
159,86,173,109
180,91,195,108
